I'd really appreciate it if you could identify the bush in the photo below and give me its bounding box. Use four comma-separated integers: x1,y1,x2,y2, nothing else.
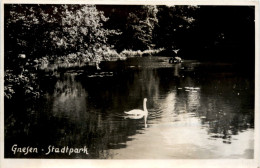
103,48,126,61
120,48,164,57
4,70,41,100
54,47,124,65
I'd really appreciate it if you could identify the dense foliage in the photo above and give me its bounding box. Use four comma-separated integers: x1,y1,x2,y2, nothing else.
5,5,120,66
5,4,199,66
5,4,121,99
153,6,198,54
4,5,254,100
97,5,197,53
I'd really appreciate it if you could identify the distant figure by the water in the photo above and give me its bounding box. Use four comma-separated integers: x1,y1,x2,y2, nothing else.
124,98,148,128
169,56,182,64
169,49,182,64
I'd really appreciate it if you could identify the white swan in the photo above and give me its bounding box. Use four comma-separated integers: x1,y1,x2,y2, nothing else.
124,98,148,128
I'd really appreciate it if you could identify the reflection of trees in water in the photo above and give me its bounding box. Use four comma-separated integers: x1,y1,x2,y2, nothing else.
173,63,182,77
173,75,201,114
187,91,200,113
5,72,127,158
201,100,253,144
56,71,161,158
52,73,87,118
54,69,253,157
5,60,254,158
51,73,124,158
198,75,254,144
167,73,254,144
137,68,160,101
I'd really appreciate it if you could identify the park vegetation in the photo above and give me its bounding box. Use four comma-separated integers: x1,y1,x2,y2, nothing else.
4,5,254,100
4,4,197,100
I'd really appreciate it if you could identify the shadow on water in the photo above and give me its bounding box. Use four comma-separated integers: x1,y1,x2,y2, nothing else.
5,56,254,159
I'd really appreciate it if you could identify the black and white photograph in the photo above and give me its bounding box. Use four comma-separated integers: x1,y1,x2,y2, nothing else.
1,0,259,167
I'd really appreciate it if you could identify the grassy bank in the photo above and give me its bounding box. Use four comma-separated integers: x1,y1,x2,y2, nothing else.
120,48,164,57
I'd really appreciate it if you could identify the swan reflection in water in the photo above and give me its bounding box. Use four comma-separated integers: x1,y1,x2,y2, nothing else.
124,98,148,128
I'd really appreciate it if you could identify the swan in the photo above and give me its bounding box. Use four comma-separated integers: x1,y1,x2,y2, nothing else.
124,98,148,128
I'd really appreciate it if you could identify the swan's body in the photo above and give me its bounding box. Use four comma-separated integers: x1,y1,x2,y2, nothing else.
124,98,148,127
124,109,147,116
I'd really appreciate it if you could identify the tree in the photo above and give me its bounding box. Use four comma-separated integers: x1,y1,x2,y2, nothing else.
96,5,158,52
124,5,158,50
55,5,119,63
4,4,120,99
5,4,119,67
194,6,255,62
153,5,198,55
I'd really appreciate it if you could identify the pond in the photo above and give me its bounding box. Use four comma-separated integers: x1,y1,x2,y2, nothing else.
5,56,254,159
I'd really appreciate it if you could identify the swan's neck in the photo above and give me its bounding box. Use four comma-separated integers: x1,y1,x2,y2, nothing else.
143,100,147,112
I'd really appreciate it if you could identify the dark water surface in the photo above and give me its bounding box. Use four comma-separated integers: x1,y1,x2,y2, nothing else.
5,56,254,159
